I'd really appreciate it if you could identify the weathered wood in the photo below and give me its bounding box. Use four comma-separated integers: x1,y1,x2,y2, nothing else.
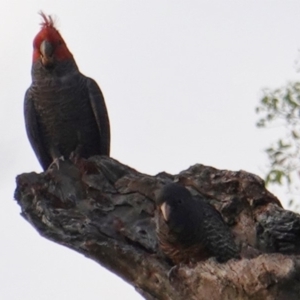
14,156,300,299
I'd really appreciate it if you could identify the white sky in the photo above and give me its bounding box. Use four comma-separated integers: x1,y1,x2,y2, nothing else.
1,1,300,299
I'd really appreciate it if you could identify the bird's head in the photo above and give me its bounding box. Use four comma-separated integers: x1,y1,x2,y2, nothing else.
32,12,73,68
156,183,195,233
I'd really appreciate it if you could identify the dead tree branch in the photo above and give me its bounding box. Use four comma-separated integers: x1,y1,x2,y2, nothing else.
14,156,300,299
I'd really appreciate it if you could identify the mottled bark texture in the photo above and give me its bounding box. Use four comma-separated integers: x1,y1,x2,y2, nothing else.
14,156,300,300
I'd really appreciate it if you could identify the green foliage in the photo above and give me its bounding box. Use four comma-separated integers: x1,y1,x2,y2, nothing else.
256,82,300,208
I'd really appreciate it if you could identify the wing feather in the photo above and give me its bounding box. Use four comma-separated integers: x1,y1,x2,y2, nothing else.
24,89,52,170
86,77,110,155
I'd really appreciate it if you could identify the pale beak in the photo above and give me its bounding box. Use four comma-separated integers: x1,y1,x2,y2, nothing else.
40,40,54,66
160,202,170,221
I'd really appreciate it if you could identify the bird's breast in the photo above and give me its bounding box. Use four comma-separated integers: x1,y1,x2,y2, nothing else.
30,74,100,157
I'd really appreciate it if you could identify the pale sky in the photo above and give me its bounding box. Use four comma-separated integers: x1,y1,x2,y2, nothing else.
1,1,300,299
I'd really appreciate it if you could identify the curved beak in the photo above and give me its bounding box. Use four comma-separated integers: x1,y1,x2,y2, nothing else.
160,202,170,222
40,40,54,66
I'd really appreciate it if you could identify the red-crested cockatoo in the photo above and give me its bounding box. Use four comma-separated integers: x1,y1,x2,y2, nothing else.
24,12,110,170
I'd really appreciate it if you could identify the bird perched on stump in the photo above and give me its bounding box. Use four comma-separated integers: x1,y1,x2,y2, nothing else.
155,183,240,265
24,12,110,170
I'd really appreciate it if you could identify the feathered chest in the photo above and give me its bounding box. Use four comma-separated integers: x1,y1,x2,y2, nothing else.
155,210,210,264
31,75,89,121
29,73,99,152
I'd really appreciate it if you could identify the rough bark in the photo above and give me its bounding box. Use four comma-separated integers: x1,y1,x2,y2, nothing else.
14,156,300,300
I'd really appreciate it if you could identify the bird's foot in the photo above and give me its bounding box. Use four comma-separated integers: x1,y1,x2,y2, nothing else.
167,264,181,281
48,156,65,170
167,261,197,281
69,151,81,165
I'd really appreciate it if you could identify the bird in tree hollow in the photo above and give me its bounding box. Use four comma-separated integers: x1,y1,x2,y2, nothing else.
155,183,240,265
24,12,110,170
